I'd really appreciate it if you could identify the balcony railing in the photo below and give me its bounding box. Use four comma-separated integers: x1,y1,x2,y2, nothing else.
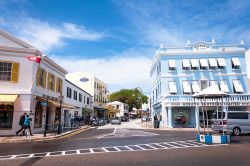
160,94,250,107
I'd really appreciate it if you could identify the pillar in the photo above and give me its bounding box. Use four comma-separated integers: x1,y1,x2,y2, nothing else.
167,106,173,128
195,106,199,129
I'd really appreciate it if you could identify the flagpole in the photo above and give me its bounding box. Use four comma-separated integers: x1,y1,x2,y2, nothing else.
31,62,40,94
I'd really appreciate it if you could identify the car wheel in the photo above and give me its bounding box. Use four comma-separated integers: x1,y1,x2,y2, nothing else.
233,127,241,136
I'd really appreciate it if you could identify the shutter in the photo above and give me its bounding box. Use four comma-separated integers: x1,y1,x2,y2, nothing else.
36,67,40,86
11,62,19,83
52,75,55,92
60,79,63,93
42,70,47,89
47,73,50,90
56,77,59,92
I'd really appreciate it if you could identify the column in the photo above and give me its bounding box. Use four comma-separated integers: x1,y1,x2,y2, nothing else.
195,106,199,130
167,106,173,128
161,106,167,128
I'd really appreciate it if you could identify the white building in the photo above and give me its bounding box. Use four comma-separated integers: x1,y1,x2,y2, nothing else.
0,29,73,135
66,72,109,118
64,79,92,126
107,101,129,118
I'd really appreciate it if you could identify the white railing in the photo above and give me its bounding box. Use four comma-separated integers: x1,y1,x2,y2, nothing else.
162,94,250,107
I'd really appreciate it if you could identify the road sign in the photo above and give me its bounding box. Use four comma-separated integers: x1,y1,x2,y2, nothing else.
41,101,48,106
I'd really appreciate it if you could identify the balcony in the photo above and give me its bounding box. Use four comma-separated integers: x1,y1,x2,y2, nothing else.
161,94,250,107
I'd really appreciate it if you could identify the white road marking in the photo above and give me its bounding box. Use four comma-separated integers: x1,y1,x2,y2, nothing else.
102,148,109,152
28,154,34,158
114,147,121,151
125,146,134,151
0,140,228,161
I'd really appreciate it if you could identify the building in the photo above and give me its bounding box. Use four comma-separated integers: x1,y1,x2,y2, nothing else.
66,72,109,118
107,101,129,118
0,30,73,135
150,40,250,128
64,79,93,126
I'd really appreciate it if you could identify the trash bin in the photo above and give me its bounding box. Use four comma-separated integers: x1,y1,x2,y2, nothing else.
154,120,159,128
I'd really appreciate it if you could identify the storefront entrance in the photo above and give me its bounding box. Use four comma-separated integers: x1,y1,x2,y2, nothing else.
172,108,191,128
0,104,14,129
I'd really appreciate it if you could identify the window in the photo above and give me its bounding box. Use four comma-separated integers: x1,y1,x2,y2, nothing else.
169,60,176,71
182,59,190,70
87,97,90,104
200,80,208,90
47,73,55,91
217,58,226,69
94,82,96,89
84,95,86,103
182,81,192,94
0,61,19,82
200,59,208,70
232,57,241,69
74,91,77,100
208,58,217,70
168,81,177,94
228,113,248,119
209,80,219,89
39,69,46,87
79,93,82,102
192,81,200,93
232,80,244,93
219,80,229,93
67,87,72,98
0,61,12,81
56,78,63,93
191,59,199,70
0,104,14,129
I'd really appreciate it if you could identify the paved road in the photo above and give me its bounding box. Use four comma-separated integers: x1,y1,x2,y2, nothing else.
0,120,250,166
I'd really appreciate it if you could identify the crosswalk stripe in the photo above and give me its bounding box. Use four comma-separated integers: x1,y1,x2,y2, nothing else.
89,149,94,153
125,146,134,151
102,148,109,152
135,145,146,150
10,155,16,159
62,151,66,155
76,150,80,154
45,153,50,156
28,154,34,158
145,144,157,149
114,147,121,151
153,143,168,148
169,142,190,147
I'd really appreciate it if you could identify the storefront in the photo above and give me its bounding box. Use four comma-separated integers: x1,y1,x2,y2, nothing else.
172,107,195,128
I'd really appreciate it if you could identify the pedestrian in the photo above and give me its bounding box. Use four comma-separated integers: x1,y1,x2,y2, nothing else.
16,112,26,136
70,116,74,129
24,114,33,136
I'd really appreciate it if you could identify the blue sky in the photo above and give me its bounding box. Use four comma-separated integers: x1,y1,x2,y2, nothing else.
1,0,250,94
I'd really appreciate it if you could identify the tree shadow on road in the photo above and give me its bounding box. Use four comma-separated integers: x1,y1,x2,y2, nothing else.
19,157,43,166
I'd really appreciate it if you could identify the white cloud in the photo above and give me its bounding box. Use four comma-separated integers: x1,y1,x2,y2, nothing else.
52,54,152,94
2,17,105,52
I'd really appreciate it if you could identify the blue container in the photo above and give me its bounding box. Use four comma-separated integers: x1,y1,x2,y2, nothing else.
205,135,212,144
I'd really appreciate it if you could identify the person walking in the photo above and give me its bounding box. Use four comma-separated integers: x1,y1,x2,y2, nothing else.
16,112,26,136
24,114,33,136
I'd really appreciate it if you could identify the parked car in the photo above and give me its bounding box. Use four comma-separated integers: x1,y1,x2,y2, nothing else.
211,111,250,136
111,117,121,125
142,116,148,122
121,116,129,122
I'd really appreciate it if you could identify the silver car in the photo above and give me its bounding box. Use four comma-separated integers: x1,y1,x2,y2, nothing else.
211,111,250,136
111,117,121,125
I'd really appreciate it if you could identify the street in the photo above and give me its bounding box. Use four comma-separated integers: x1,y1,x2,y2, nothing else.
1,120,250,166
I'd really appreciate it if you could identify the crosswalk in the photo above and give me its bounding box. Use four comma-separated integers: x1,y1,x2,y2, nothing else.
0,140,227,160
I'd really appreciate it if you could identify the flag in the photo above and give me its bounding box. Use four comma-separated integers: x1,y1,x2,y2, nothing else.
26,56,41,63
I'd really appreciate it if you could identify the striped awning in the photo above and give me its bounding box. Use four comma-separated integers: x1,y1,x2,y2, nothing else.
0,94,18,103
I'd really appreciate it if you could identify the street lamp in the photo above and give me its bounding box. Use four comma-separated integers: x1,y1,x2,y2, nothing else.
58,93,64,134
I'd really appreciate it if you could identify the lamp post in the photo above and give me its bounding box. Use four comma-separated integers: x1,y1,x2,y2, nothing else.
58,94,64,134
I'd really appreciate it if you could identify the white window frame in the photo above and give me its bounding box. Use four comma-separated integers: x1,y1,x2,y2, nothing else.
219,80,229,93
182,59,190,69
182,81,192,94
208,58,217,69
169,60,176,71
217,58,226,69
232,57,241,69
232,80,244,93
192,81,200,93
200,59,208,68
168,81,177,94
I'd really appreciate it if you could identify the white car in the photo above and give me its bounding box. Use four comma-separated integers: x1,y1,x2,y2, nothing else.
111,117,121,125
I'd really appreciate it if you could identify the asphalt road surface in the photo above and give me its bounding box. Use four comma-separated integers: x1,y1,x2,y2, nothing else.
0,122,250,166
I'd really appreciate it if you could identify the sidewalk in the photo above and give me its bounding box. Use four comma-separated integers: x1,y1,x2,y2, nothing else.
0,126,91,144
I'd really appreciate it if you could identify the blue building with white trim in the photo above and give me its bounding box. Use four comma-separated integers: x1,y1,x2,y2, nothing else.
150,40,250,128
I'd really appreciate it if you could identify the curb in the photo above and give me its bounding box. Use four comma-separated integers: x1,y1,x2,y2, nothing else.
0,126,91,144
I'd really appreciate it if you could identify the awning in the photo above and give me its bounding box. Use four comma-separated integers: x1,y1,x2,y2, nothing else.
219,81,229,93
182,81,192,94
217,58,226,67
232,80,244,93
191,59,199,68
35,96,76,109
0,94,18,103
192,81,200,93
232,57,241,66
182,59,190,68
200,59,208,67
169,60,176,68
208,58,217,67
168,81,177,94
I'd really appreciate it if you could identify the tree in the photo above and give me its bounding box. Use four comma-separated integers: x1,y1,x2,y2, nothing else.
109,88,148,112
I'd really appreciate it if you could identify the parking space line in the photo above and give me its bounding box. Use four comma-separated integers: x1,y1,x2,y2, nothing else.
89,149,94,153
153,143,168,148
28,154,34,158
125,146,134,151
135,145,146,150
76,150,80,154
102,148,109,152
62,151,66,155
45,153,50,157
144,144,157,149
